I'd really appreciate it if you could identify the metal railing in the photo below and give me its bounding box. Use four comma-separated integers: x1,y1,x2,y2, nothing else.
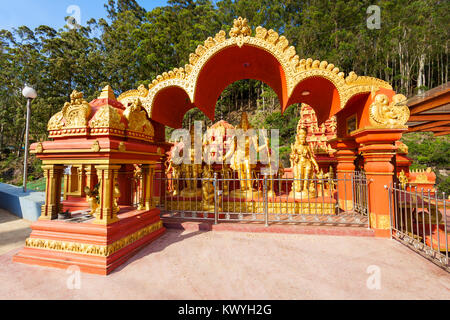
387,183,449,272
156,172,369,227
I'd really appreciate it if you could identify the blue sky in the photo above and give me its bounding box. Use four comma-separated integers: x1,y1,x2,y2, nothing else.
0,0,169,31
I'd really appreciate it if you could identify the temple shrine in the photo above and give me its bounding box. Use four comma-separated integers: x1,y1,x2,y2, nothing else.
13,17,447,275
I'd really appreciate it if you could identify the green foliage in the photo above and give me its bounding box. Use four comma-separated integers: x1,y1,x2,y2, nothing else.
402,132,450,194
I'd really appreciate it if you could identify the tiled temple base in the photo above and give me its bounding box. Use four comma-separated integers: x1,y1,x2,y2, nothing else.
13,208,165,275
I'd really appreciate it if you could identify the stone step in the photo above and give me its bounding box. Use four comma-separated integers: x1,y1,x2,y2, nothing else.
162,218,375,237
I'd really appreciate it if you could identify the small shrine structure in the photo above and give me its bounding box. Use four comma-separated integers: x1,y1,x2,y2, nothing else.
13,86,169,275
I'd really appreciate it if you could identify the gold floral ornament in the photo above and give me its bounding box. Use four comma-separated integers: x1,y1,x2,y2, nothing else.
229,17,252,47
90,105,125,130
124,98,155,137
117,84,149,107
47,90,92,130
119,17,394,119
369,93,410,128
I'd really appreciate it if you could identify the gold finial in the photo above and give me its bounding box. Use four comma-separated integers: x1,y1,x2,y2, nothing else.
99,85,116,100
229,17,252,38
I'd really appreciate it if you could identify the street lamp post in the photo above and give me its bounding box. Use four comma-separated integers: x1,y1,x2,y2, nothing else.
22,85,37,193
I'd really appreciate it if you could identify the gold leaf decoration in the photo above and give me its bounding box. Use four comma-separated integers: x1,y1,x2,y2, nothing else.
369,94,410,128
90,105,125,130
47,90,91,131
61,90,92,128
25,221,163,257
124,98,155,137
229,16,252,38
118,17,395,119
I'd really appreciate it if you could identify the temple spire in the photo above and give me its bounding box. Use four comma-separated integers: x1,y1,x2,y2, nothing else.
99,85,116,100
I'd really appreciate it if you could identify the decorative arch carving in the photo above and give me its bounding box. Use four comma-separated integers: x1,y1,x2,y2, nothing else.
118,17,393,125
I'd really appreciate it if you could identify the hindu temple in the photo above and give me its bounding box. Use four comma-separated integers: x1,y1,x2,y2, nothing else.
13,17,448,275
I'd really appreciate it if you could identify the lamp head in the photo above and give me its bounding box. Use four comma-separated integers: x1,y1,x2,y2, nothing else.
22,85,37,99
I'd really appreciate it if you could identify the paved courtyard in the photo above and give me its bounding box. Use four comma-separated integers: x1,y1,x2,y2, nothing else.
0,208,449,300
0,209,32,255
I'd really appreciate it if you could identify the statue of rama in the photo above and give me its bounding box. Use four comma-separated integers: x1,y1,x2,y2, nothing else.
180,126,202,197
224,112,268,198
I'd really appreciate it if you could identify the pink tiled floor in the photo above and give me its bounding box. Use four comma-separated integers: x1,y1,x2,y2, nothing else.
1,229,449,299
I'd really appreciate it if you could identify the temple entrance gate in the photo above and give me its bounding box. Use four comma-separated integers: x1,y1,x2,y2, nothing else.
117,17,411,237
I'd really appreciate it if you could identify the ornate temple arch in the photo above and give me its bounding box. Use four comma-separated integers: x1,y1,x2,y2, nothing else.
118,17,394,129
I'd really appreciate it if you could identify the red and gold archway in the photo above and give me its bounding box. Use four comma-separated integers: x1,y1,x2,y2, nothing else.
117,17,413,237
118,17,395,128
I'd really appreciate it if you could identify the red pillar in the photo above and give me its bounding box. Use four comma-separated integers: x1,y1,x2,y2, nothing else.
330,138,358,212
352,128,407,237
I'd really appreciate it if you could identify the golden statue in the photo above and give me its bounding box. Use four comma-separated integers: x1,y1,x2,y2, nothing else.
165,156,181,196
224,112,268,198
221,164,232,195
369,93,409,128
201,165,216,212
180,126,202,197
84,184,99,217
289,127,320,198
113,183,121,214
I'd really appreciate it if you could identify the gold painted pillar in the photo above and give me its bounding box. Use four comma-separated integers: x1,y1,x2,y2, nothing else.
94,165,121,225
40,164,64,220
140,164,155,210
77,165,86,196
84,164,97,192
63,171,69,200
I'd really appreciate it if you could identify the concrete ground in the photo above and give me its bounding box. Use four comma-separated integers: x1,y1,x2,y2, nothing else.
0,209,32,255
0,209,449,299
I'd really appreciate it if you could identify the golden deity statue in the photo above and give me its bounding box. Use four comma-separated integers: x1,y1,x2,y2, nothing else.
165,156,181,196
221,163,232,195
113,183,121,214
84,184,99,217
224,112,268,198
180,126,202,197
289,127,320,198
201,165,216,212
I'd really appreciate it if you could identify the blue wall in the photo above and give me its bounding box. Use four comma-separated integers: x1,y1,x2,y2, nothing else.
0,183,44,221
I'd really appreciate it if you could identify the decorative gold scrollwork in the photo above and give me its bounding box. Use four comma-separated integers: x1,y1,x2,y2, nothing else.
369,93,410,128
124,98,154,137
117,18,394,120
47,90,91,130
90,105,125,130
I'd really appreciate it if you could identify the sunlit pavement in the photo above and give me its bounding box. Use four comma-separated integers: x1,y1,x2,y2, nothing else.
0,209,32,255
0,219,449,300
